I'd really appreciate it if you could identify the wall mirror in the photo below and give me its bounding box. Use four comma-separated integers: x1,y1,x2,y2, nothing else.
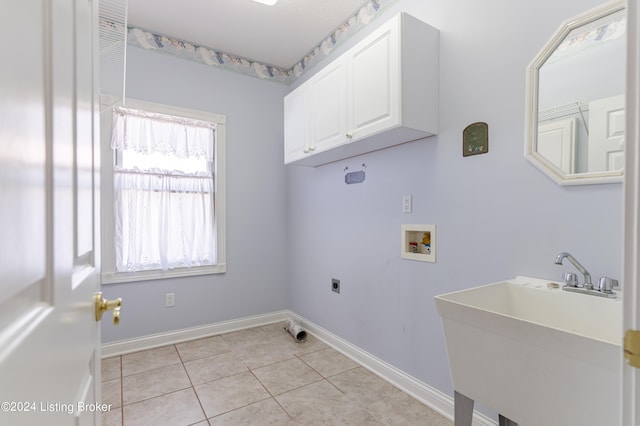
525,0,626,185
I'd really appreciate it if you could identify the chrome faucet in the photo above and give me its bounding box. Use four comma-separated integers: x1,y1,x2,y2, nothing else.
554,252,619,298
554,252,592,289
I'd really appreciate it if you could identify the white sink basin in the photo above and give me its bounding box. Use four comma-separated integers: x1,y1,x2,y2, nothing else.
435,276,622,426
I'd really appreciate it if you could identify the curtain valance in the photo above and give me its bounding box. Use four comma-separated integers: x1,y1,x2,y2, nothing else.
112,107,215,160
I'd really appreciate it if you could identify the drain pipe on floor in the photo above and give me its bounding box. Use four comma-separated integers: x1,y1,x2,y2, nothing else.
284,318,307,342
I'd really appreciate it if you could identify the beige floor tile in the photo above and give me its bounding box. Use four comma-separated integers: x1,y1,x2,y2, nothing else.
275,379,359,423
289,335,329,357
328,366,400,406
209,398,295,425
121,345,182,376
101,356,121,382
288,404,380,425
111,326,451,426
235,342,297,369
176,335,230,362
252,357,322,396
123,388,206,426
221,328,268,349
367,390,454,425
299,347,358,377
195,371,271,418
102,378,122,409
123,363,192,404
184,352,248,385
101,407,122,426
319,408,385,425
259,322,292,341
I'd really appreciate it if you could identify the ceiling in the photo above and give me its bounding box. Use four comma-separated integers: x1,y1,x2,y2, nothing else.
126,0,370,70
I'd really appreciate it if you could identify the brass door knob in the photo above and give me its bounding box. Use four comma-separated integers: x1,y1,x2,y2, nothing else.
625,330,640,368
94,292,122,325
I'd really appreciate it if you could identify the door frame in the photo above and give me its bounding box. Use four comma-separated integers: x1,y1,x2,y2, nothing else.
623,0,639,424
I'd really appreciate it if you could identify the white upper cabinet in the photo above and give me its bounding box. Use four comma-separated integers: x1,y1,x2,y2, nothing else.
284,12,439,166
348,19,399,141
309,55,348,155
283,82,310,164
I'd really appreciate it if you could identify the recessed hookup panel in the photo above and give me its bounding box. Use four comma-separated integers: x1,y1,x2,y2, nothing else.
401,224,436,263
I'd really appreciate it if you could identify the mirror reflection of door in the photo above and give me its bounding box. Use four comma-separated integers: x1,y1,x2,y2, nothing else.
588,94,625,172
537,118,576,174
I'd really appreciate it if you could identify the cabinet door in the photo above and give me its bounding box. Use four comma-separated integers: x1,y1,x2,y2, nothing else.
284,83,310,164
348,18,400,140
310,55,348,153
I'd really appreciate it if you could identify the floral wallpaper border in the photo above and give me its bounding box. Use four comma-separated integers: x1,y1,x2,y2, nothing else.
547,9,625,64
107,0,398,85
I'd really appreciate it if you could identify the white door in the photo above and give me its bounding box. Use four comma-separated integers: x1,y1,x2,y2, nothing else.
537,118,576,174
623,1,640,423
0,1,110,425
348,17,400,141
588,94,625,173
624,85,640,425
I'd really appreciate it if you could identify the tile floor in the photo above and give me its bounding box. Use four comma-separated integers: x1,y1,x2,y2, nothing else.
101,322,453,425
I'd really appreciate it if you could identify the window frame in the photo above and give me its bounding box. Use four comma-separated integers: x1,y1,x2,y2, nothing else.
100,95,227,284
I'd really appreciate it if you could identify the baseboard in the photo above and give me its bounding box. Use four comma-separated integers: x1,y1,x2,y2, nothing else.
101,310,290,357
101,309,496,425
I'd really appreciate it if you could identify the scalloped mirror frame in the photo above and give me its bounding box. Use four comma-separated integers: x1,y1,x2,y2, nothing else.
524,0,625,186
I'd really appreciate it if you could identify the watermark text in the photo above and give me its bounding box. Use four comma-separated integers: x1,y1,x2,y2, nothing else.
1,401,112,414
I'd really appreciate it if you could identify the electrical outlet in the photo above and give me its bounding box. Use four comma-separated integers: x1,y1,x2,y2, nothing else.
331,278,340,294
402,195,412,213
165,293,175,307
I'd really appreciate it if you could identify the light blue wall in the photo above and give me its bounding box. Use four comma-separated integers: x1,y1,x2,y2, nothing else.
100,0,623,418
100,47,290,342
287,0,623,409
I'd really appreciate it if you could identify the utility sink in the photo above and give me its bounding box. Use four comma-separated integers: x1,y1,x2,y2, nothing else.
434,276,622,426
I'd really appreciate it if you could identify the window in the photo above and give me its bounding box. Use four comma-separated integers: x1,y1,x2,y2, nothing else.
101,97,226,283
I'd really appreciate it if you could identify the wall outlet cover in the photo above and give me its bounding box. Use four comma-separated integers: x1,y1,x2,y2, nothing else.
165,293,175,307
331,278,341,293
402,195,412,213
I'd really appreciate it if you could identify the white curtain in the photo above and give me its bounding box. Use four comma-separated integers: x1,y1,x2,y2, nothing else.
112,107,215,159
111,107,216,272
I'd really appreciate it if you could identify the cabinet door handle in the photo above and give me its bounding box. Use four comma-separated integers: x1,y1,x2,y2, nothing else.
346,132,353,139
303,148,309,153
308,146,315,152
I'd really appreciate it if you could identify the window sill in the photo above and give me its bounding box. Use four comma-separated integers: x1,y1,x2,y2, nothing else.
101,264,226,284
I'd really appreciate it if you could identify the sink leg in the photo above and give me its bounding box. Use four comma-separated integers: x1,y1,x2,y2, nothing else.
454,391,474,426
499,414,518,426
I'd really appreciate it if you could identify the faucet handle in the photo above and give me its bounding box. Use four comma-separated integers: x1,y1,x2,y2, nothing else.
597,277,619,293
562,272,579,287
